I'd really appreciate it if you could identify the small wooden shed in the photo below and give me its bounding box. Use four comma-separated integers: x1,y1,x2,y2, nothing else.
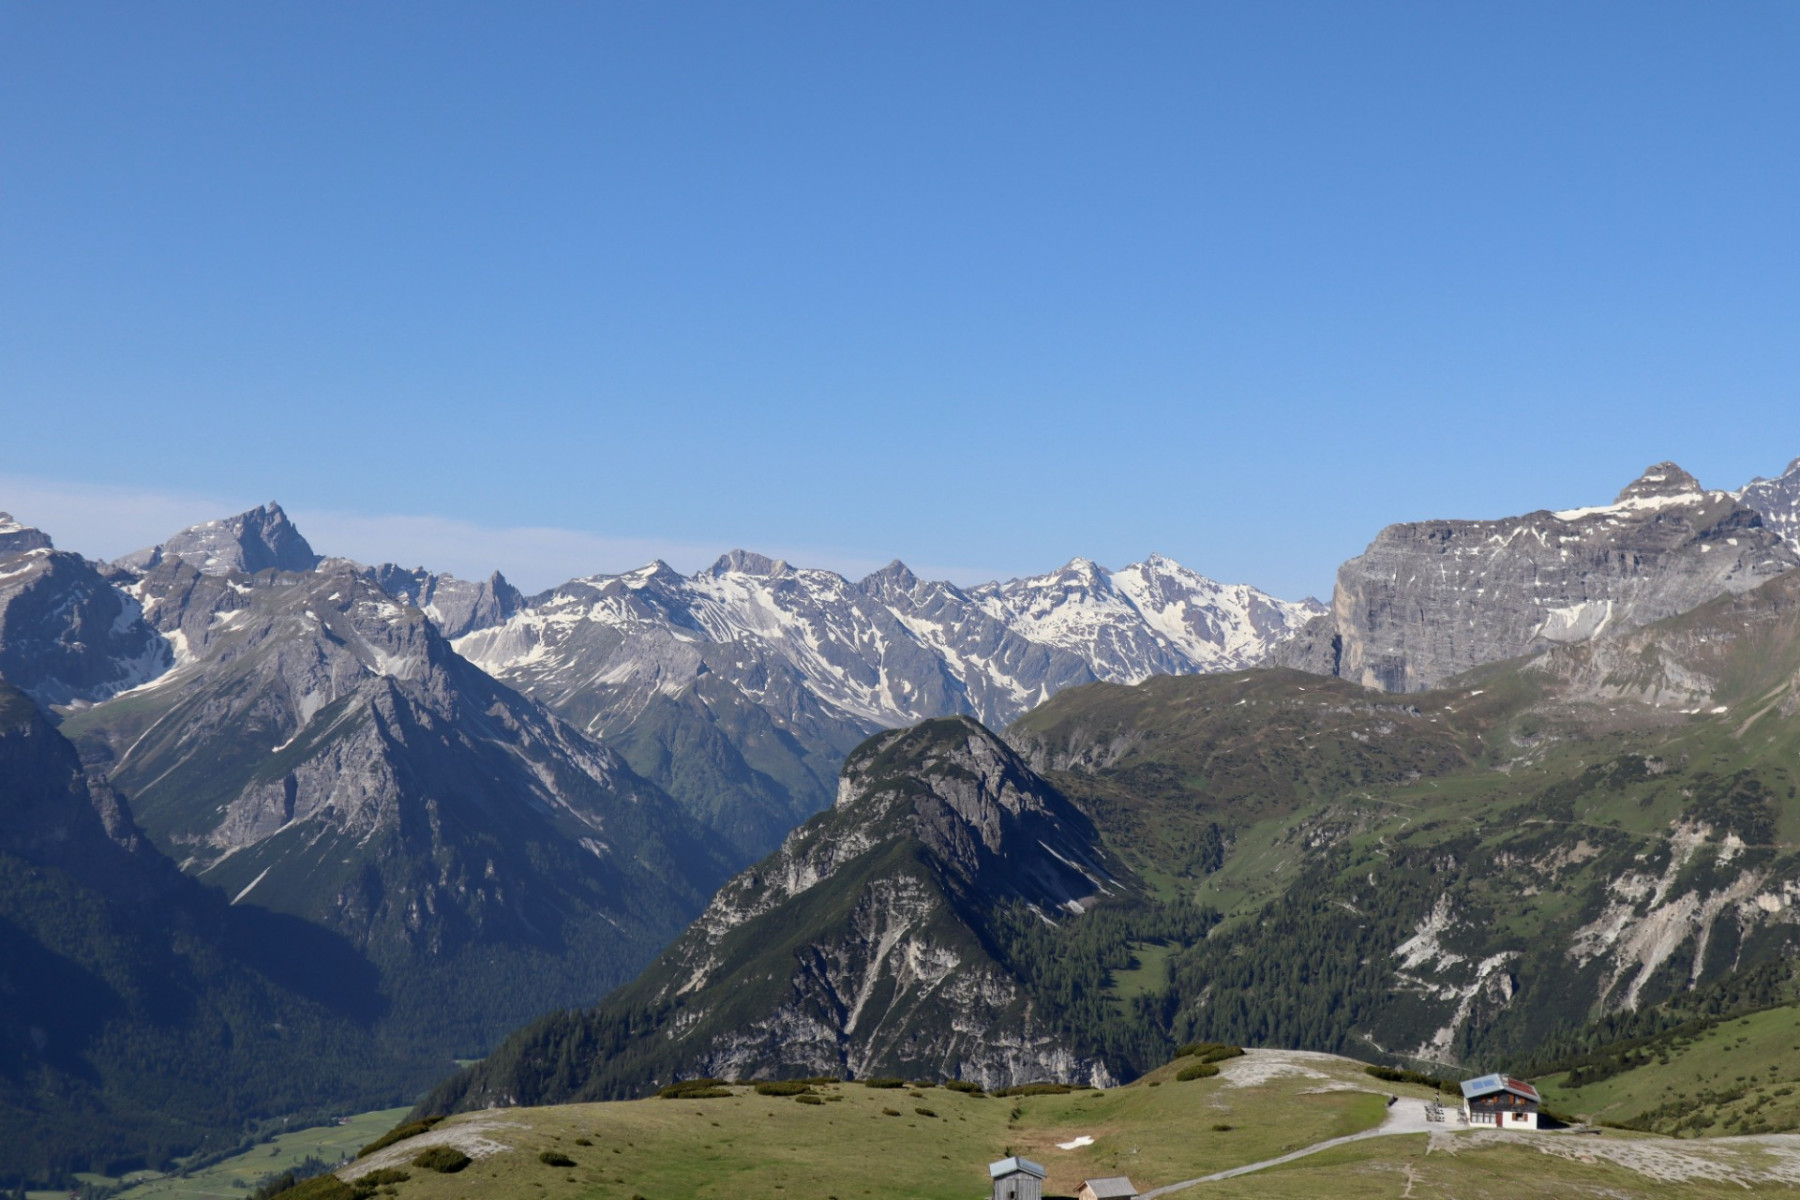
989,1156,1047,1200
1078,1177,1138,1200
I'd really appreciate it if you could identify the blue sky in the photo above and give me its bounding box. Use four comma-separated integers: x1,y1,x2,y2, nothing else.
4,3,1797,597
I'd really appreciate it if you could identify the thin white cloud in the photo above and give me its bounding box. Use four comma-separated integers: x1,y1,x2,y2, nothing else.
0,475,1006,593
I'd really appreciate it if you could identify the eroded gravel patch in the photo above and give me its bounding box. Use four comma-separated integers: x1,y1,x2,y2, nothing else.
338,1113,528,1180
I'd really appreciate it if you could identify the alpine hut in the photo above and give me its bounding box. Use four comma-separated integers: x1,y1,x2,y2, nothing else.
990,1157,1047,1200
1459,1074,1540,1129
1077,1178,1139,1200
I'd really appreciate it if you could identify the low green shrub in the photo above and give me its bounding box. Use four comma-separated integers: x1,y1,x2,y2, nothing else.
1197,1046,1245,1064
1362,1065,1457,1093
410,1146,470,1174
880,1108,901,1117
277,1179,353,1200
795,1095,824,1106
943,1080,984,1094
861,1077,906,1089
658,1079,732,1100
1176,1063,1220,1082
994,1083,1073,1097
914,1107,937,1118
538,1151,576,1168
356,1170,409,1188
754,1081,813,1096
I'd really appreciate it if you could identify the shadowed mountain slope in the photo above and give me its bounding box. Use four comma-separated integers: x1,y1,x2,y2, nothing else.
0,681,440,1182
60,554,732,1057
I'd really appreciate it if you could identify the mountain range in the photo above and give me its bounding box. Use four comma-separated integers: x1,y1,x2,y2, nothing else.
7,453,1800,1177
432,536,1800,1108
452,550,1321,857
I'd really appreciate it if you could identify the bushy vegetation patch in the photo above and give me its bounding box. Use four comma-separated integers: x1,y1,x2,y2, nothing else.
1177,1043,1245,1064
1176,1063,1220,1082
410,1146,471,1173
538,1150,577,1168
795,1094,824,1105
281,1178,355,1200
753,1080,813,1096
356,1169,410,1187
657,1079,733,1100
994,1082,1075,1097
943,1080,984,1094
257,1176,354,1200
358,1116,445,1158
1363,1065,1456,1093
861,1077,906,1089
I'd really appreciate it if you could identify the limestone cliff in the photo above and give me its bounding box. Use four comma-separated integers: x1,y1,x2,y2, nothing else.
1273,463,1798,691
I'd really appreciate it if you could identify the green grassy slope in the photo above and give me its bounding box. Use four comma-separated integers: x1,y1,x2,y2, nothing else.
1537,1003,1800,1135
363,1052,1402,1200
345,1050,1799,1200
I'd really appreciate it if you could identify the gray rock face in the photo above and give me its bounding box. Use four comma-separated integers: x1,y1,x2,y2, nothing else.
1739,457,1800,552
0,517,169,707
116,501,320,576
0,512,53,557
1271,463,1799,692
364,563,523,639
60,554,729,1052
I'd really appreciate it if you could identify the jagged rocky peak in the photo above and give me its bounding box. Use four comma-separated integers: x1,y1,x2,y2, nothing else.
859,558,921,589
1615,461,1704,503
0,514,169,708
121,501,321,576
706,549,791,577
834,715,1109,909
1739,456,1800,552
366,562,523,639
838,715,1054,832
0,512,54,557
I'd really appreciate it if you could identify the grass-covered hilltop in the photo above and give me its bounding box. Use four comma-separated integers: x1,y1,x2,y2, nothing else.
268,1045,1800,1200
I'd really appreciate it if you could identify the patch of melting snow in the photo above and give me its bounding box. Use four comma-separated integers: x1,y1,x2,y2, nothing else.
1056,1136,1094,1150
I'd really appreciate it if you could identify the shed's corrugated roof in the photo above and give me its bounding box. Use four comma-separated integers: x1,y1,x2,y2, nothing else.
990,1157,1047,1180
1459,1073,1539,1102
1082,1176,1138,1198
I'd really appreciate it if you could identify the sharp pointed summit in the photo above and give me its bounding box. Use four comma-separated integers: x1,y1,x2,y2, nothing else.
118,500,321,577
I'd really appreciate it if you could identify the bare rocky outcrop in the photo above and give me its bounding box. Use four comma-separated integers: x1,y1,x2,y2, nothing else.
1273,463,1799,692
115,500,321,576
1739,456,1800,551
0,515,169,707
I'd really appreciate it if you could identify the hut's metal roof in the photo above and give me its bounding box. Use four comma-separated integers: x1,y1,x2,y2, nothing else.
1081,1176,1138,1198
1459,1073,1540,1102
990,1157,1047,1180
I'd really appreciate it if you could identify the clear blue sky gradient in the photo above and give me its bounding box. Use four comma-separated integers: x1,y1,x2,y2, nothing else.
4,3,1798,597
